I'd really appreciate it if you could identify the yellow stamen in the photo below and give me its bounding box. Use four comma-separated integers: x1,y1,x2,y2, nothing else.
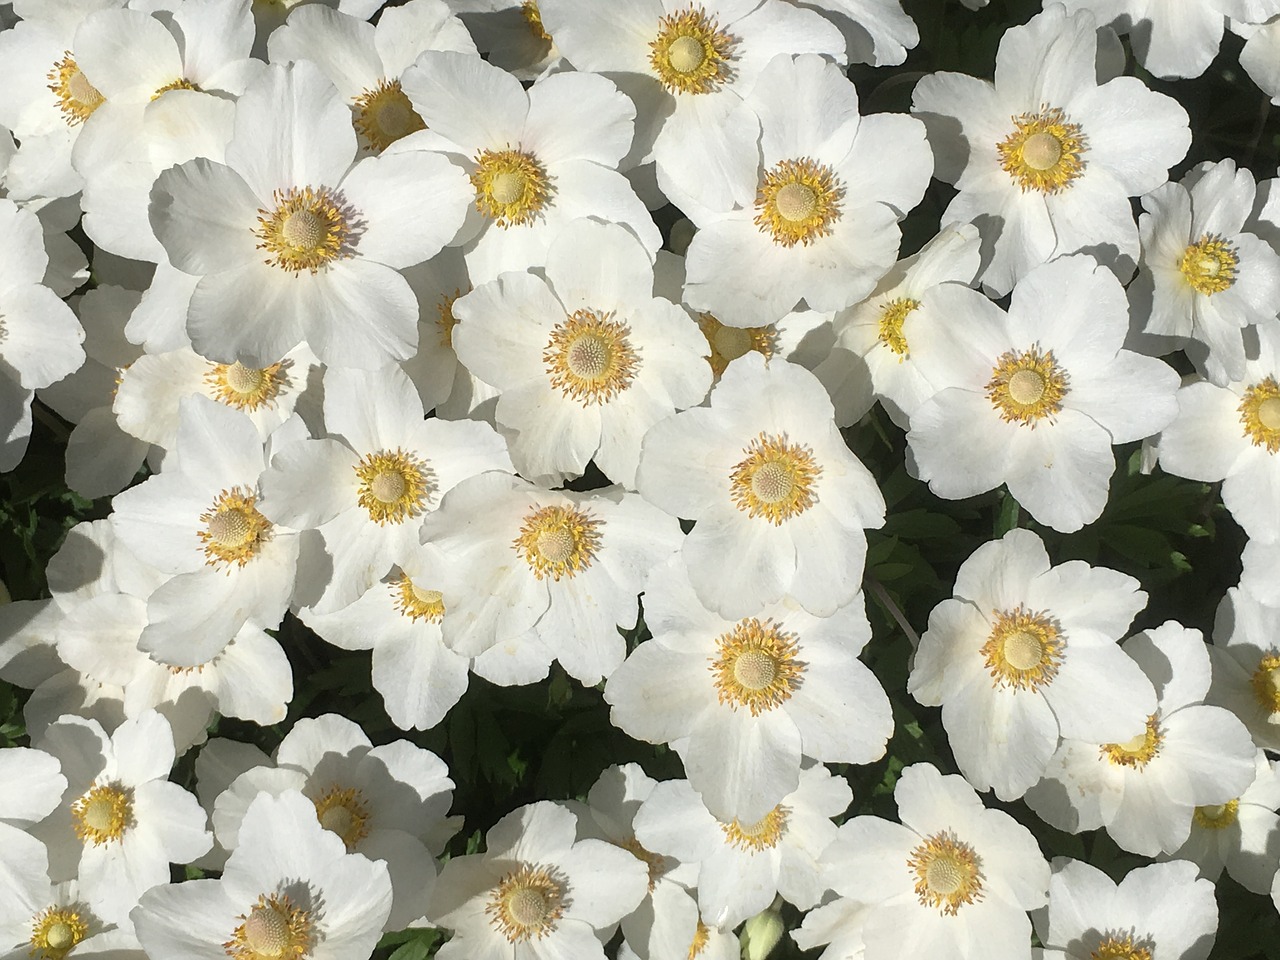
648,6,736,95
353,79,425,152
223,894,315,960
470,148,553,227
1091,933,1154,960
620,836,666,891
254,186,354,274
312,786,371,850
997,106,1087,194
720,805,789,852
391,573,445,623
1193,799,1240,830
151,77,200,101
1179,234,1238,296
521,0,552,41
71,783,133,845
199,487,272,568
709,618,804,715
1250,652,1280,713
353,449,434,525
729,432,822,524
486,864,565,943
985,344,1069,426
30,906,89,960
543,309,639,405
907,830,985,915
1101,714,1163,768
877,297,920,358
688,921,711,959
754,158,843,247
1239,376,1280,453
47,53,105,126
204,360,288,412
513,504,602,581
980,606,1064,692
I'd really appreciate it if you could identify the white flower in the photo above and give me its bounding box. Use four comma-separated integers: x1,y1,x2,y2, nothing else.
1208,585,1280,750
259,364,512,612
634,764,851,929
451,0,565,81
912,3,1190,294
399,51,660,282
1237,17,1280,105
1036,859,1217,960
606,555,891,823
453,217,711,487
1240,539,1280,607
1025,621,1256,856
428,801,648,960
818,762,1048,960
1160,750,1280,894
209,714,459,930
909,528,1155,800
906,255,1180,533
636,352,884,618
1133,159,1280,385
132,790,392,960
621,883,738,960
420,472,683,686
1157,324,1280,542
0,745,65,828
31,711,212,925
149,60,472,368
795,0,920,66
682,53,932,327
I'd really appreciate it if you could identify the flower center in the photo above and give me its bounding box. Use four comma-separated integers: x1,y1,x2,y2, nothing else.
1250,652,1280,712
649,5,736,95
709,618,804,715
353,79,425,152
1091,933,1154,960
720,804,789,852
224,894,315,960
312,786,371,851
514,504,603,581
47,53,105,125
30,907,89,960
1180,234,1238,296
729,432,822,524
486,865,566,943
1101,714,1163,769
391,573,446,623
878,297,920,358
996,106,1086,193
985,345,1069,425
1193,798,1240,830
353,449,434,525
980,606,1064,692
521,0,552,41
71,783,133,845
696,313,776,377
754,158,843,247
199,487,272,568
1239,376,1280,453
437,289,464,348
205,360,288,411
544,309,639,405
254,186,354,273
151,77,200,101
471,148,552,227
907,830,984,915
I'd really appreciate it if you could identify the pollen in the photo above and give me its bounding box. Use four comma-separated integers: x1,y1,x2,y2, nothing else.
391,572,446,623
985,344,1069,426
1101,714,1163,768
544,309,639,405
204,360,288,412
354,449,434,525
688,921,711,959
48,53,105,125
151,77,200,101
199,487,272,568
514,504,603,581
1239,376,1280,453
437,289,464,347
720,804,789,852
255,186,354,273
353,79,425,153
1193,799,1240,830
709,618,804,715
313,785,371,850
754,158,844,247
1180,235,1238,296
649,6,736,95
1250,652,1280,713
71,783,133,845
997,106,1087,194
878,298,920,359
1091,932,1154,960
223,894,315,960
521,1,552,41
696,313,776,377
907,830,985,916
486,864,566,943
980,606,1065,692
729,432,823,524
471,147,553,227
29,906,89,960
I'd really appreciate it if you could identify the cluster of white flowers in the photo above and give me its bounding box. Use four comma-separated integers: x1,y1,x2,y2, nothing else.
2,0,1280,958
